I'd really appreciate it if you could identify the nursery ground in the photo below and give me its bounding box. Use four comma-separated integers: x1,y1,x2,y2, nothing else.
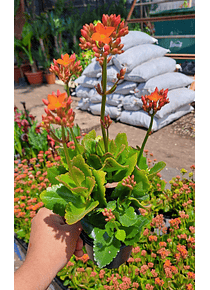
14,82,195,181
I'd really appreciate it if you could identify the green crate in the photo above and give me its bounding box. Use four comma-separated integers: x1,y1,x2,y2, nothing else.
150,7,195,56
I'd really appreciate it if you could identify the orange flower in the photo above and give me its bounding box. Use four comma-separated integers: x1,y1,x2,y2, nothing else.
92,23,115,44
56,53,76,67
147,90,163,102
47,92,67,111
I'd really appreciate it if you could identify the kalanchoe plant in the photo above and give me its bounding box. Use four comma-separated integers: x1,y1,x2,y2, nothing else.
40,14,170,268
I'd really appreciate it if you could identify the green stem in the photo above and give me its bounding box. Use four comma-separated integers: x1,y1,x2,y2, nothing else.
61,126,79,186
69,126,81,154
137,113,154,166
65,81,81,154
101,56,108,153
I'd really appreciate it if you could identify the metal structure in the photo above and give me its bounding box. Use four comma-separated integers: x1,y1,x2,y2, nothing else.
125,0,195,60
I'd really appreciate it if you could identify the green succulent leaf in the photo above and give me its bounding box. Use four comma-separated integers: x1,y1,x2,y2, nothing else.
86,154,102,170
92,169,107,207
137,155,148,170
92,228,121,268
115,229,126,242
82,130,96,145
107,200,117,211
72,155,92,178
105,221,116,236
40,184,76,216
65,199,99,225
118,207,137,227
133,167,150,193
102,157,129,173
113,151,137,182
47,165,67,185
96,138,105,156
148,161,166,179
108,139,117,154
115,133,128,148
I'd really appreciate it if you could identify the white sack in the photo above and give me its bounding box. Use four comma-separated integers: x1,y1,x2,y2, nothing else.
144,72,193,92
74,75,99,88
119,105,193,131
89,103,122,119
122,95,143,111
124,57,176,82
106,94,124,106
113,44,170,73
155,88,195,119
114,81,137,95
121,31,158,51
77,98,90,111
75,85,91,98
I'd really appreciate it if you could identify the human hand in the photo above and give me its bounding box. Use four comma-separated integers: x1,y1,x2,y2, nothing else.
27,207,84,270
15,207,84,290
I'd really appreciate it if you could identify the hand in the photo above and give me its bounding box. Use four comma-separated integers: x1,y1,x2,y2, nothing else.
15,208,84,290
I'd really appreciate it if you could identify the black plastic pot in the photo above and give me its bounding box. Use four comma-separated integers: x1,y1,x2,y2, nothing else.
80,230,132,269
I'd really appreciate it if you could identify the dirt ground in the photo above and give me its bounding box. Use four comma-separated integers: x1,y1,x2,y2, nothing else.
14,82,195,179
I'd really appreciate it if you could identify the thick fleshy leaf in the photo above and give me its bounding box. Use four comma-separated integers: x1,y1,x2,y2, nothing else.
148,161,166,179
115,229,126,242
47,165,67,185
102,157,129,173
105,221,116,236
86,154,102,170
113,151,137,182
108,139,117,154
118,207,137,227
92,228,121,268
92,169,107,207
72,155,92,178
133,167,150,193
83,139,97,155
115,133,128,148
40,184,78,216
65,199,99,225
96,138,105,156
107,200,116,211
85,176,96,196
56,172,80,189
82,130,96,145
137,155,148,170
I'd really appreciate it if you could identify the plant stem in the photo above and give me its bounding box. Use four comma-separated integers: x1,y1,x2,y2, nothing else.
101,56,108,153
137,113,154,165
65,81,81,154
61,126,79,186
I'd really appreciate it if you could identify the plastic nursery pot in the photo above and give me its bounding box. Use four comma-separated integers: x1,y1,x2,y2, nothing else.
45,73,56,84
80,230,132,269
24,70,43,85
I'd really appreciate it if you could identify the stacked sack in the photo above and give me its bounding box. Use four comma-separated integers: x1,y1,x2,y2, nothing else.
75,31,195,131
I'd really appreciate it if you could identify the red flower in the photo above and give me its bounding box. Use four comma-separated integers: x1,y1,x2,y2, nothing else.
92,22,115,44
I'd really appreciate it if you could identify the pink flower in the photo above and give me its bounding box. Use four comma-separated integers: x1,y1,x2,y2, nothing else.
141,250,147,256
146,284,154,290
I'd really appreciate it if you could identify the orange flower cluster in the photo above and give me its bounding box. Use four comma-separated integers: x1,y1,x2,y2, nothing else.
141,87,169,116
79,14,129,65
49,53,82,84
41,90,75,131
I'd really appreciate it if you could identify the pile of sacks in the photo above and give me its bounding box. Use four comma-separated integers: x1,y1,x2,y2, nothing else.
74,31,195,131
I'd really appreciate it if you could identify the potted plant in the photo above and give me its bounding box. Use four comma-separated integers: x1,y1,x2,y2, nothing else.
18,21,43,85
40,14,169,269
14,37,31,84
